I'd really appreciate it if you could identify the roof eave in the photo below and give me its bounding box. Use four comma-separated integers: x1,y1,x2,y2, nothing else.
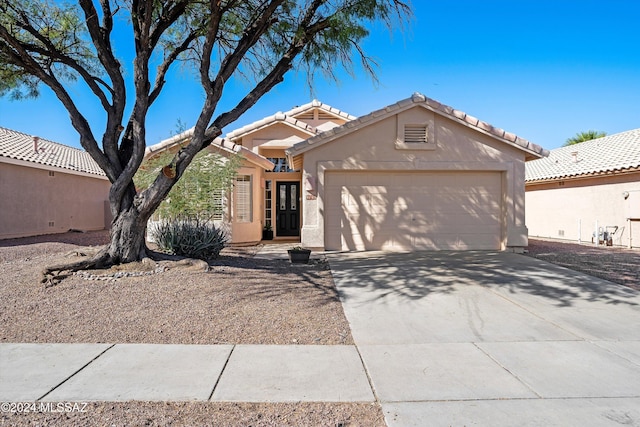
286,99,357,121
526,165,640,184
287,93,548,160
0,155,109,179
146,131,274,170
226,115,317,142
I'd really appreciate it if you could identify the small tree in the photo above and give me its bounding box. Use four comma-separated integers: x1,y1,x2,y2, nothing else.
135,149,242,220
0,0,411,282
564,130,607,146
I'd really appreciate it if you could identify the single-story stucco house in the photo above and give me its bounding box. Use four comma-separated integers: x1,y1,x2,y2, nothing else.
287,93,547,251
525,129,640,248
150,93,547,252
0,127,111,240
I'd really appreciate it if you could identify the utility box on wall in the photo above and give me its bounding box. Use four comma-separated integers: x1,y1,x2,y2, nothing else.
626,191,640,220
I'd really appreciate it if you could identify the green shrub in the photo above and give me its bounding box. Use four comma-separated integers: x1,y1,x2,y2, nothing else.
150,215,228,260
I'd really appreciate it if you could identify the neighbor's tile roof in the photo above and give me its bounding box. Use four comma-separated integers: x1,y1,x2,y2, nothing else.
525,128,640,182
226,99,356,140
0,127,105,176
287,93,547,160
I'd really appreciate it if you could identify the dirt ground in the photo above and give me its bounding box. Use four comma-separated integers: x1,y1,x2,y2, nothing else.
525,238,640,291
1,402,385,427
0,231,382,427
0,230,352,345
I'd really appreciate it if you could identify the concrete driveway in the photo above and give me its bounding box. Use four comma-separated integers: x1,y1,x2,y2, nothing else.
328,251,640,426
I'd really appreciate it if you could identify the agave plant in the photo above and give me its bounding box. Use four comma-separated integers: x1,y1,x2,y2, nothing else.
150,215,228,260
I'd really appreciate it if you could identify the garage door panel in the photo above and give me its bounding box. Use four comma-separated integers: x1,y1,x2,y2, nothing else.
413,233,501,250
412,212,501,225
325,171,502,251
414,223,500,235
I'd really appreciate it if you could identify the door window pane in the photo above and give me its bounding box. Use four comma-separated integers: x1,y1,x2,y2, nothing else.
280,184,286,210
290,185,297,210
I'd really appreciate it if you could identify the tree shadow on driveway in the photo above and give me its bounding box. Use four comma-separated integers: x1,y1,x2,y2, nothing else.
327,251,639,308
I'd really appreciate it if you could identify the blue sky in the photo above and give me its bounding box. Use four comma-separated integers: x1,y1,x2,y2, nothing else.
1,0,639,150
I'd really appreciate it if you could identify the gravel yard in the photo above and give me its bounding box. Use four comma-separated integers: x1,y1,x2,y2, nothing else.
0,230,352,345
525,238,640,291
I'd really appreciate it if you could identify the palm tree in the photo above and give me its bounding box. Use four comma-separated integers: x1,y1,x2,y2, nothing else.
564,130,607,146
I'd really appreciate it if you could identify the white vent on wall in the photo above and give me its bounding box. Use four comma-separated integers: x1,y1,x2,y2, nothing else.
404,125,428,144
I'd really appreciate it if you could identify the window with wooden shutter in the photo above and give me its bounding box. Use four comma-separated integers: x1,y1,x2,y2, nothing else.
235,175,252,223
210,188,225,221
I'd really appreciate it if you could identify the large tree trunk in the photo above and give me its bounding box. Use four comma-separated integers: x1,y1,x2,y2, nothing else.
105,207,150,264
41,195,154,286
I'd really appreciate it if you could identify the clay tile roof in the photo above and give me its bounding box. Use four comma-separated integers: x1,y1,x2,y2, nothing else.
291,99,357,120
225,99,356,140
145,129,274,171
525,128,640,182
287,92,548,160
0,127,105,176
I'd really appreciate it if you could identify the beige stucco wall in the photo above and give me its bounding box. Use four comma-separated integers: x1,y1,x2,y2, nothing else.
237,123,311,151
232,124,305,242
227,165,265,244
298,105,529,250
0,161,110,239
526,172,640,248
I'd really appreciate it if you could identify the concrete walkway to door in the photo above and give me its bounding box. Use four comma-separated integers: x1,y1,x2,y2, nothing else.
327,251,640,426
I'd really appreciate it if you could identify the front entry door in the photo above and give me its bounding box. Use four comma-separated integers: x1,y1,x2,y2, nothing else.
276,181,300,237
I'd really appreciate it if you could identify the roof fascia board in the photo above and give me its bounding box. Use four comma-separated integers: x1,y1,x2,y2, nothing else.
235,146,275,170
146,133,274,170
226,116,316,141
526,166,640,185
285,100,357,121
145,128,195,156
287,94,547,160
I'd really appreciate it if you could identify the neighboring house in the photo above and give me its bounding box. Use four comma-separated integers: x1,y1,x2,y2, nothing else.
152,93,547,251
145,99,354,244
287,93,546,251
525,129,640,248
0,127,111,240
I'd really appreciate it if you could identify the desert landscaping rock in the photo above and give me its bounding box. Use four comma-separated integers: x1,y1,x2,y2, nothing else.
526,238,640,290
0,231,353,346
0,231,375,426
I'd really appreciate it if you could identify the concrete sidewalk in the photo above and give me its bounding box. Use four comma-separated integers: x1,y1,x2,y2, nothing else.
0,343,373,403
1,245,367,404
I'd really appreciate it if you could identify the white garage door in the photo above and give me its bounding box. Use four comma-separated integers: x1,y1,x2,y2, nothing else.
325,171,502,251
